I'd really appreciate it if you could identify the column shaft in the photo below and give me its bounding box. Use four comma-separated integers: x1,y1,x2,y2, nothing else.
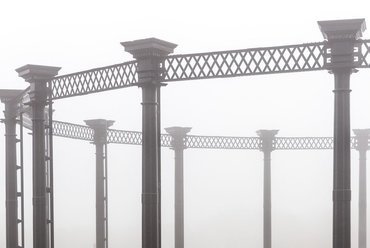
263,151,271,248
96,143,105,248
32,101,48,248
358,149,366,248
4,102,18,248
174,147,184,248
142,85,160,248
332,70,351,248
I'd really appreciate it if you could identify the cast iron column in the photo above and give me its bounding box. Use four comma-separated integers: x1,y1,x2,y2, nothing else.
16,65,60,248
121,38,177,248
85,119,114,248
165,127,192,248
353,129,370,248
1,90,23,248
257,130,278,248
318,19,366,248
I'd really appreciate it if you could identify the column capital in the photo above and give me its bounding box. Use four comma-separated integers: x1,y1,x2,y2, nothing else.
16,64,61,83
165,126,192,150
84,119,114,144
318,19,366,70
353,129,370,151
0,89,23,103
257,129,279,152
318,19,366,41
121,38,177,59
16,65,61,104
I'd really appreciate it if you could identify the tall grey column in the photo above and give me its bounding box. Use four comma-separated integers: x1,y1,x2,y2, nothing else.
16,65,60,248
85,119,114,248
353,129,370,248
257,130,278,248
1,90,23,248
165,127,192,248
121,38,177,248
318,19,366,248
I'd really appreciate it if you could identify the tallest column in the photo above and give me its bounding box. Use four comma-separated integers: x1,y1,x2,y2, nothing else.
121,38,177,248
318,19,366,248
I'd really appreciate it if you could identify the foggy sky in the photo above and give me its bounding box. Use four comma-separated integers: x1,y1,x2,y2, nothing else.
1,0,370,248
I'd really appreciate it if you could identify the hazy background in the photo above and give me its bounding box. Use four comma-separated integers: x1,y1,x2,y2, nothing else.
1,0,370,247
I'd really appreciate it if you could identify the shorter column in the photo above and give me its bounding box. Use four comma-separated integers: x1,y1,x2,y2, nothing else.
257,130,278,248
0,90,24,248
16,64,60,248
165,127,191,248
85,119,114,248
353,129,370,248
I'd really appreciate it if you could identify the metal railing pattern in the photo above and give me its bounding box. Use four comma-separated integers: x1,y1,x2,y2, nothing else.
50,61,138,99
49,120,362,150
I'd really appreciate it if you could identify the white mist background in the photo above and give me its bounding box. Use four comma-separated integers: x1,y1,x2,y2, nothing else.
0,0,370,247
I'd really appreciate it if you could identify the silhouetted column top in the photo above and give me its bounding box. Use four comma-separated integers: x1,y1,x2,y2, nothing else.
165,127,192,149
353,129,370,151
84,119,114,144
256,130,279,152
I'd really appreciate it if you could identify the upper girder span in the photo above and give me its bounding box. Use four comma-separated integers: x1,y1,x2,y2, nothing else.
6,40,367,101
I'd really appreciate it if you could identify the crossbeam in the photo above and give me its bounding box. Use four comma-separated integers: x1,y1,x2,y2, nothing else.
48,120,366,150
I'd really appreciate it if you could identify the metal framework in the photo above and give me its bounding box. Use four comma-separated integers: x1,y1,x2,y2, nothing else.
2,18,370,248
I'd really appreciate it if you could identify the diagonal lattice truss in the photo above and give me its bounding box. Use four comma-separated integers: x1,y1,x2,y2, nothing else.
275,137,356,150
50,121,362,150
28,40,370,100
185,135,261,149
164,42,326,81
50,61,138,99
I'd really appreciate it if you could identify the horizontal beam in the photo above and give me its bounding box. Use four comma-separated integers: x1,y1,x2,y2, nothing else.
47,120,367,150
50,61,138,100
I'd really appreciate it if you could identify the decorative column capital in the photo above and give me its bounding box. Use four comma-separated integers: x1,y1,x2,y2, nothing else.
257,130,279,152
84,119,114,144
318,19,366,70
353,129,370,151
0,90,23,121
16,65,61,103
121,38,177,86
165,126,192,150
121,38,177,59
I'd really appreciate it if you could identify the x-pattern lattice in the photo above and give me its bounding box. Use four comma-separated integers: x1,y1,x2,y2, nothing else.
163,42,326,82
185,135,261,149
107,129,142,145
357,40,370,67
49,121,361,150
52,121,94,141
50,61,138,99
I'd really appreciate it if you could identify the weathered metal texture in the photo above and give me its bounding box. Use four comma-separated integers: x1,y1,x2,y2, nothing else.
353,129,370,248
318,18,367,248
85,119,114,248
122,38,177,248
257,130,278,248
165,127,191,248
51,61,138,99
16,64,61,248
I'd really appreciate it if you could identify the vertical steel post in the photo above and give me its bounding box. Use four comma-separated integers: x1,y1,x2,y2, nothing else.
318,19,366,248
1,90,23,248
353,129,370,248
85,119,114,248
122,38,177,248
165,127,192,248
257,130,278,248
16,65,60,248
